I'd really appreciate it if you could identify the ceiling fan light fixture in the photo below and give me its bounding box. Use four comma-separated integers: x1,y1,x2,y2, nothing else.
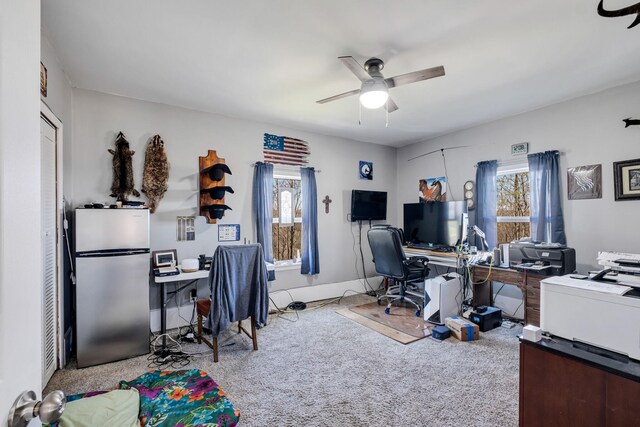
359,77,389,109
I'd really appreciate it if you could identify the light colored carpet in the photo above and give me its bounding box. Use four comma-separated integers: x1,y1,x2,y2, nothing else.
46,295,521,426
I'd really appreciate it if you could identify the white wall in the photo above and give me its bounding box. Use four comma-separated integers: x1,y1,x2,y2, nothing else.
397,80,640,275
71,89,396,309
41,31,74,199
0,0,43,420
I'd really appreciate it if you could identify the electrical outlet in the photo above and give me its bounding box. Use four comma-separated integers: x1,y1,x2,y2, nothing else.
189,289,197,303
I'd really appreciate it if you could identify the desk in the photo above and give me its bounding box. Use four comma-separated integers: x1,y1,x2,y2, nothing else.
520,337,640,426
154,268,210,356
471,265,546,325
153,263,275,356
403,247,462,269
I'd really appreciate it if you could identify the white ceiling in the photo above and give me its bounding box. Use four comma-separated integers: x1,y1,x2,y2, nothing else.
42,0,640,147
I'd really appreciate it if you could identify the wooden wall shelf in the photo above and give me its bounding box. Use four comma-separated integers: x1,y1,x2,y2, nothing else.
198,150,232,224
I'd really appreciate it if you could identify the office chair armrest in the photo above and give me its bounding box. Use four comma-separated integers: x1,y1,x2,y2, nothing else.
404,256,430,276
404,256,429,266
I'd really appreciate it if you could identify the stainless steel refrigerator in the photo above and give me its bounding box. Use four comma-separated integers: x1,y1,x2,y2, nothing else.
75,208,150,367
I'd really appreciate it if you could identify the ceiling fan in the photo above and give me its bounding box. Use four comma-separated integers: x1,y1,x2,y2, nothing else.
316,56,445,112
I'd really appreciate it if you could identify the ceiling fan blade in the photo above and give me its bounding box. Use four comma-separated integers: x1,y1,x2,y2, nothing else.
316,88,361,104
386,65,445,89
385,97,399,112
339,56,371,82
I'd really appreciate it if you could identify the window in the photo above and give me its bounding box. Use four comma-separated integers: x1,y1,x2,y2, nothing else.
272,173,302,264
496,165,530,244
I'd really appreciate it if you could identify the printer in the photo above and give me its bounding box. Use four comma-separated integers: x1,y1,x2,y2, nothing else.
509,241,576,275
541,274,640,361
593,251,640,288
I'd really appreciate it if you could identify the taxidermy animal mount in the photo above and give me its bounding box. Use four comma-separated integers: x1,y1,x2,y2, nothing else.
108,131,140,202
142,134,170,213
623,118,640,127
597,0,640,29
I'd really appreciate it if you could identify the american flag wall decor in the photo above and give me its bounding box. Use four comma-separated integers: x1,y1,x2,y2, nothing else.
263,133,310,166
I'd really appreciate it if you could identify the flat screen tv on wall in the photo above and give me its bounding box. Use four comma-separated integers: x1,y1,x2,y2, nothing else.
351,190,387,222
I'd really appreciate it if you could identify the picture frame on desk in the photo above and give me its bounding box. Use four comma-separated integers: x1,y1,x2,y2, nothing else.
613,158,640,201
152,249,177,268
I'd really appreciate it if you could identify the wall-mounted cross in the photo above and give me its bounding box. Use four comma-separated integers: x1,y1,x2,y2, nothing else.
322,195,332,213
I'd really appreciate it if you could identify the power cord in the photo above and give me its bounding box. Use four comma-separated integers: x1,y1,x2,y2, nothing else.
268,288,375,321
492,282,525,321
357,221,377,296
287,301,307,310
268,290,300,323
147,334,191,369
440,149,454,201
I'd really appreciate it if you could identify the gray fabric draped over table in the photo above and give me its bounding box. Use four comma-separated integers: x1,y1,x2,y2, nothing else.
205,244,269,336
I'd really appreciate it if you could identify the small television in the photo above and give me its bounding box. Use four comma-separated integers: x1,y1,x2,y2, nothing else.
351,190,387,222
403,201,468,248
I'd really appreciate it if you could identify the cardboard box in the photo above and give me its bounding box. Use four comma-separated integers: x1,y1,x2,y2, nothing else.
445,316,480,341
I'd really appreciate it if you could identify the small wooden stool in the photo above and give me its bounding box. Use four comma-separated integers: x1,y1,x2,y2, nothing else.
196,299,259,362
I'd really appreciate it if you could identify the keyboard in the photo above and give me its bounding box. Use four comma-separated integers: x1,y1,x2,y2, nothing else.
407,243,434,250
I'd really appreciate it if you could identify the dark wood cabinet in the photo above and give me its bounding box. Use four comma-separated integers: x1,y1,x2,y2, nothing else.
605,374,640,426
520,340,640,427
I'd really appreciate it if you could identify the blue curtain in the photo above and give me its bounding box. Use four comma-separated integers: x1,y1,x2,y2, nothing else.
300,167,320,275
475,160,498,249
252,162,273,263
528,151,566,244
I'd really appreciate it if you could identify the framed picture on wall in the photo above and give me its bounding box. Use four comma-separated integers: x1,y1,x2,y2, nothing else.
152,249,177,268
419,176,447,202
359,161,373,180
567,164,602,200
613,158,640,201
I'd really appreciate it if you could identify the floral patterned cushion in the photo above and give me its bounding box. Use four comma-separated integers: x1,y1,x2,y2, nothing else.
118,369,239,427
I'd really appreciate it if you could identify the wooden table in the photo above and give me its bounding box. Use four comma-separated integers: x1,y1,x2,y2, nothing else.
470,265,546,326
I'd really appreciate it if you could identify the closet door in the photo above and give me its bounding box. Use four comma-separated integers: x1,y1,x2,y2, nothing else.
41,114,58,386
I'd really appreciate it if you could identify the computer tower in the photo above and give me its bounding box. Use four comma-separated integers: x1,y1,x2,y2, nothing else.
424,273,462,325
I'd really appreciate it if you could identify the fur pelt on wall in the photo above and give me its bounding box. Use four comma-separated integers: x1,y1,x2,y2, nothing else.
142,134,170,213
109,132,140,201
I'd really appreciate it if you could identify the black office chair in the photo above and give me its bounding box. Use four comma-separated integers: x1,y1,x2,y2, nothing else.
367,225,430,317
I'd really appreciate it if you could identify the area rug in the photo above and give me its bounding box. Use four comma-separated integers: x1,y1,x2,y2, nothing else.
337,301,433,344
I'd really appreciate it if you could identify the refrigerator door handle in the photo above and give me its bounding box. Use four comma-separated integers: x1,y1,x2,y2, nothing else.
76,248,150,258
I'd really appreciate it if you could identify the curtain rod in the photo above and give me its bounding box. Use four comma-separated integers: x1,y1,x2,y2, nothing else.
250,162,321,173
474,152,564,168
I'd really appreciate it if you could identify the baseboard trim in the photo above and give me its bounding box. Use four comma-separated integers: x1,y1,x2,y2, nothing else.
149,277,382,332
268,277,381,311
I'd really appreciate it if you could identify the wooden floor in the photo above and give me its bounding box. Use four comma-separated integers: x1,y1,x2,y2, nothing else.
337,301,433,344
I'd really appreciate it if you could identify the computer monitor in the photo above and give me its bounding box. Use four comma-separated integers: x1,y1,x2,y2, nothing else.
403,201,468,248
